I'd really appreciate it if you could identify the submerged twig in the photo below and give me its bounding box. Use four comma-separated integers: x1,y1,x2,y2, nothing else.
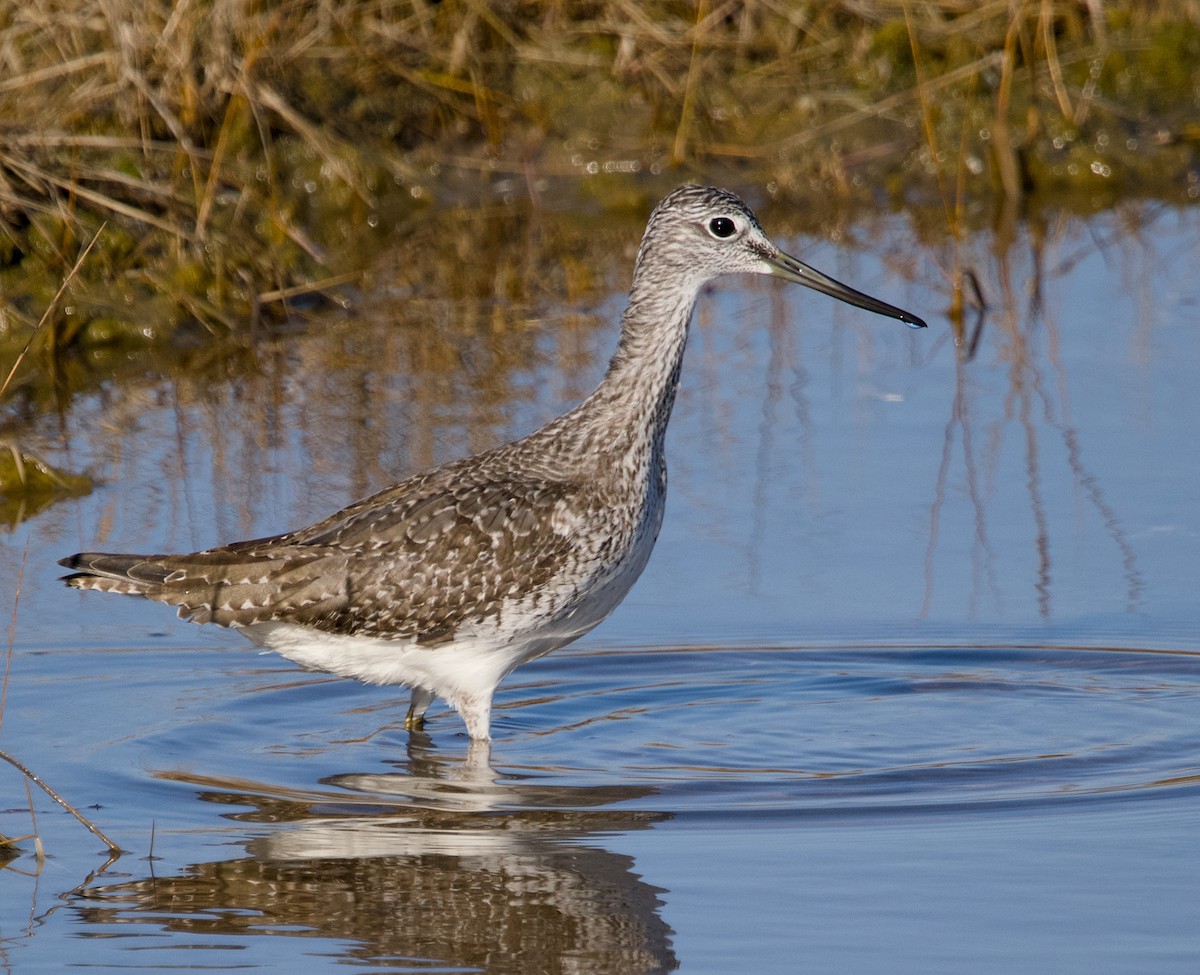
0,539,119,854
0,750,122,855
25,775,44,861
961,268,988,362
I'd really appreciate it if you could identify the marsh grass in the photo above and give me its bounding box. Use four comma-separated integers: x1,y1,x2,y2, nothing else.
0,1,1197,378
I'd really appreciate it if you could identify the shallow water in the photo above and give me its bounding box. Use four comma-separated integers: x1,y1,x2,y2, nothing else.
2,199,1199,973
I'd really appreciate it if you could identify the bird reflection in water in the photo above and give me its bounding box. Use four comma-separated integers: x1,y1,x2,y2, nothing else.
72,738,678,974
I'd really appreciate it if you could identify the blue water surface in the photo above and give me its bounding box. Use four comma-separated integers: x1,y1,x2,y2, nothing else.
1,201,1198,974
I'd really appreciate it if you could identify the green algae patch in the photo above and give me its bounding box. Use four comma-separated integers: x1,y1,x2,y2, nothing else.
0,445,92,527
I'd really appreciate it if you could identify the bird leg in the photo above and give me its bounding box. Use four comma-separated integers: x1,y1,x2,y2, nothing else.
404,686,434,731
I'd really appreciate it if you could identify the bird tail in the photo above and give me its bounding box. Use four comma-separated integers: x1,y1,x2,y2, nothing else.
59,552,172,596
59,548,346,630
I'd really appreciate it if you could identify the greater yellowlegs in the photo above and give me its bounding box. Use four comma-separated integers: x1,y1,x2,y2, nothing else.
61,185,925,740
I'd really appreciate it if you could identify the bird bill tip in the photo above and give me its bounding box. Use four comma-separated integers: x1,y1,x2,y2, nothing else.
767,251,927,330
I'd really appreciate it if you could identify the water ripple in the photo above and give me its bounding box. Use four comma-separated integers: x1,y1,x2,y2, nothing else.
487,645,1200,821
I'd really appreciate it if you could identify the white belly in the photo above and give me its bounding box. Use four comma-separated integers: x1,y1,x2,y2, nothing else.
240,554,641,704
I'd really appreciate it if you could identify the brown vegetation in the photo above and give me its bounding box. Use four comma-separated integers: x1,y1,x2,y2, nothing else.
0,1,1197,365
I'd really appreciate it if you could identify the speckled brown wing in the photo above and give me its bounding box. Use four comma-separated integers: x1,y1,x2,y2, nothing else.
272,465,595,641
61,464,595,644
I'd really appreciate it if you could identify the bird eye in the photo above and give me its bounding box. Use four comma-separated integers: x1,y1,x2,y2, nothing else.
708,217,737,239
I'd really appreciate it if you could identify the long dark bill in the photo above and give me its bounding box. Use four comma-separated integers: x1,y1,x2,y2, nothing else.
766,250,926,329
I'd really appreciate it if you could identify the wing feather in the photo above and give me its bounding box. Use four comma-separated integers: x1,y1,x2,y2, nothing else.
61,463,604,642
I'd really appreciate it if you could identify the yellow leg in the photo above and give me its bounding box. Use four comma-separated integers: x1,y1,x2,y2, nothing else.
404,687,434,731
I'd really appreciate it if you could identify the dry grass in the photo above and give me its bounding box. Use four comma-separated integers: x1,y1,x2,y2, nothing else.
0,0,1196,357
